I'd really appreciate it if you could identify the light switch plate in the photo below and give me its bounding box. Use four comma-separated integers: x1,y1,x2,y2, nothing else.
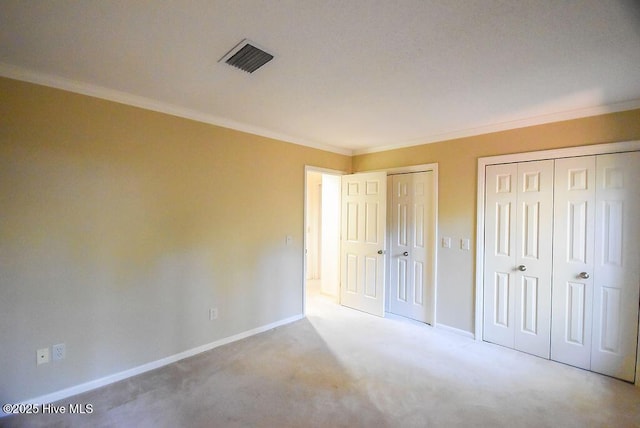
442,237,451,248
461,238,470,251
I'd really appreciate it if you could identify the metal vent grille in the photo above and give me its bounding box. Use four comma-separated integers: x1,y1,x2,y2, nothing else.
221,40,274,73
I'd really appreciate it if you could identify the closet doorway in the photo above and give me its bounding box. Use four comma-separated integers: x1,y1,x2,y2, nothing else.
476,141,640,383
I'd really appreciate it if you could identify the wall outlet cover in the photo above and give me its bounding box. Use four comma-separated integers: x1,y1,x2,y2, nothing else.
37,348,50,365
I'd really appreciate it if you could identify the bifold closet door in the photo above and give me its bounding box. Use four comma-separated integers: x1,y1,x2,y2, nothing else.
551,156,596,370
483,160,553,358
551,152,639,382
590,152,640,381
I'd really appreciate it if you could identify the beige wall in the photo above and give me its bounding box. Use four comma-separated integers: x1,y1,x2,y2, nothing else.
0,77,350,403
353,108,640,333
3,74,640,404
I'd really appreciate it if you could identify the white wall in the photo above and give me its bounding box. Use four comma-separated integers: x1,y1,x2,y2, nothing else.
320,174,340,297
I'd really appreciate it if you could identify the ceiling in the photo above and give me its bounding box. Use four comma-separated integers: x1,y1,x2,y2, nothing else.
1,1,639,155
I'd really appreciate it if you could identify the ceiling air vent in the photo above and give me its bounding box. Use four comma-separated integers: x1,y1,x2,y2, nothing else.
220,39,274,73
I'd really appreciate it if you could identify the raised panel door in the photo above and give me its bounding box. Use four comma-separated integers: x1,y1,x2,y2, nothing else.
483,163,518,348
389,172,434,323
591,152,640,382
551,156,596,370
484,161,553,357
514,160,554,358
340,172,387,316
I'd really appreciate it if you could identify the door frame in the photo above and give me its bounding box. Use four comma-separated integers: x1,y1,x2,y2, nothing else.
303,165,346,315
475,140,640,385
366,163,439,325
304,163,439,326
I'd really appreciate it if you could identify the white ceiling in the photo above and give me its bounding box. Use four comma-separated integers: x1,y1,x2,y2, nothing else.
1,1,639,155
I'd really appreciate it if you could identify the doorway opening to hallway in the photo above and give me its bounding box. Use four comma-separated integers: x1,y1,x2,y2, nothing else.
304,164,438,326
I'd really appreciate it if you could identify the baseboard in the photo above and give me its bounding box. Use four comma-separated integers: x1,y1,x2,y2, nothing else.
3,313,304,416
435,323,475,339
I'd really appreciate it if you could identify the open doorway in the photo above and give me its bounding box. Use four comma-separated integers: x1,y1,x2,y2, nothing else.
304,167,342,311
304,164,438,325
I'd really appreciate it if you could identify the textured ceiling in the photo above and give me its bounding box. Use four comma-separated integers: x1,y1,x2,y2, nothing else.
1,0,640,154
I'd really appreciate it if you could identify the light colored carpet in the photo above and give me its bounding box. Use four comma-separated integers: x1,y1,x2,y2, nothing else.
5,289,640,427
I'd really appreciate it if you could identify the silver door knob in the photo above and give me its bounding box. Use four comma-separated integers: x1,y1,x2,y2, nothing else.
402,251,409,256
579,272,590,279
517,265,527,271
377,250,384,255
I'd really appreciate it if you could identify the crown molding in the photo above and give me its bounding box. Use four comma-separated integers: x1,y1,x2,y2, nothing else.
3,62,639,158
353,99,640,155
0,62,353,156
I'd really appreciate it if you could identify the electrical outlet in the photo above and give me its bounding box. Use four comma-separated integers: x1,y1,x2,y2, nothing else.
37,348,50,365
209,307,219,321
52,343,66,361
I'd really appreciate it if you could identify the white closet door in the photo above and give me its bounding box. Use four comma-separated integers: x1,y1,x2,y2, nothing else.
551,156,596,370
591,152,640,382
484,163,518,348
513,160,554,358
484,161,553,358
389,172,434,323
484,151,639,381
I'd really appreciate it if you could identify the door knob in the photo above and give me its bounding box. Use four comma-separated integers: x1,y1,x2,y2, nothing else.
402,251,409,257
579,272,590,279
377,250,384,255
517,265,527,271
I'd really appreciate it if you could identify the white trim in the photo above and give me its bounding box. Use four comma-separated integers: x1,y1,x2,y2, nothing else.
4,63,640,159
435,323,475,340
637,316,640,386
354,100,640,155
475,140,640,386
304,165,347,176
0,62,352,156
475,163,487,342
476,140,640,167
4,314,304,415
384,163,439,174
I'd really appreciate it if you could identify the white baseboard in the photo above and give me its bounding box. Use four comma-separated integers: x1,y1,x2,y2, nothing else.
4,313,304,416
435,322,475,339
